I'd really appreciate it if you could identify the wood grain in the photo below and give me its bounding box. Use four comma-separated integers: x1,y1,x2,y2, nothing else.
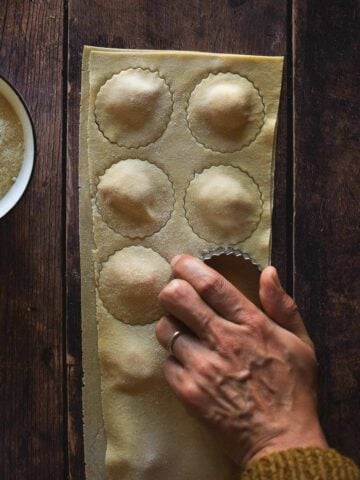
293,0,360,464
67,1,288,477
5,2,358,478
0,1,65,479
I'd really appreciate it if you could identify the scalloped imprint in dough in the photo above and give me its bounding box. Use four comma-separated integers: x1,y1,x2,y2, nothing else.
187,72,264,152
80,48,284,480
98,246,171,325
95,69,173,147
185,165,262,244
97,159,174,238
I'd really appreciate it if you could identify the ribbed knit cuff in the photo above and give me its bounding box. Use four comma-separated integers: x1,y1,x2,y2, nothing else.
241,448,360,479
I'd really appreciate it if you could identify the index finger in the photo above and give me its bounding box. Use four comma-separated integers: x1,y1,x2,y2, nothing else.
171,254,258,324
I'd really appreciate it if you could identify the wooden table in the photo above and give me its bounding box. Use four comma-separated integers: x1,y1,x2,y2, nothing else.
0,1,359,478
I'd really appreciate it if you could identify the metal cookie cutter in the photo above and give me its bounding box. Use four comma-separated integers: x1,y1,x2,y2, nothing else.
200,247,262,309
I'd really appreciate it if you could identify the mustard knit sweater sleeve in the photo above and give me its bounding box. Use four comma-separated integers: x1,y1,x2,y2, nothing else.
241,448,360,479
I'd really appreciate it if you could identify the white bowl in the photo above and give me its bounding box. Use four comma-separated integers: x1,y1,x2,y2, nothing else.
0,76,36,218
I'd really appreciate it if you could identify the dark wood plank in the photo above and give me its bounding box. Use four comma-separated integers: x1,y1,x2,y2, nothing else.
293,0,360,464
67,1,288,477
0,1,65,479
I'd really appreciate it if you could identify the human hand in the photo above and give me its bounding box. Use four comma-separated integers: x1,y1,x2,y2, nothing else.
156,255,328,468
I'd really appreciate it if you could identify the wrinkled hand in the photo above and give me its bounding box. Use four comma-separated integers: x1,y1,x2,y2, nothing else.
156,255,328,468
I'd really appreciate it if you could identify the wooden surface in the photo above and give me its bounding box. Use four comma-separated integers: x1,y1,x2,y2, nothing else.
293,0,360,460
0,1,358,479
0,1,65,479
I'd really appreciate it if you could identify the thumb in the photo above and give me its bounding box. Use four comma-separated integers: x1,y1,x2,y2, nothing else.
259,266,314,348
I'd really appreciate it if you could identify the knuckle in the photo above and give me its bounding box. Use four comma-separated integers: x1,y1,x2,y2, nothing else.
180,379,201,406
230,302,261,326
244,313,268,337
205,320,243,354
172,254,189,272
205,320,228,349
217,334,242,357
198,311,214,332
197,274,225,297
229,301,246,319
160,279,188,302
194,357,210,377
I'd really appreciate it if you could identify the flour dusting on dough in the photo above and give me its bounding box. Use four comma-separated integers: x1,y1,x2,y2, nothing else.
98,246,172,325
187,72,264,152
185,165,263,244
97,159,174,238
80,47,284,480
95,68,173,148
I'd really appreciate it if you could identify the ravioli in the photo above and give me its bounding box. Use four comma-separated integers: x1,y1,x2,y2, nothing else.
98,246,172,325
187,72,264,152
185,165,262,244
95,68,173,148
99,320,162,395
97,159,174,238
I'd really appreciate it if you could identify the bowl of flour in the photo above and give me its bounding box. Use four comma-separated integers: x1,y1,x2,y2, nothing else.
0,76,35,218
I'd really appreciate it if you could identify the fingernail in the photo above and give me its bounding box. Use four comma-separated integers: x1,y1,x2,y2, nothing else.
171,254,182,266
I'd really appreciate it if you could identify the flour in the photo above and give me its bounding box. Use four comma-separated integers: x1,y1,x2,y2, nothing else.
0,93,24,198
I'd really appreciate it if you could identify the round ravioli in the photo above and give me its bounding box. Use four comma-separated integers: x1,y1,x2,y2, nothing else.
185,166,262,244
99,330,162,394
98,246,172,325
97,159,174,238
187,72,264,152
95,68,173,147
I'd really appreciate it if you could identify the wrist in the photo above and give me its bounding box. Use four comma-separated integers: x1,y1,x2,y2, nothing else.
243,420,328,468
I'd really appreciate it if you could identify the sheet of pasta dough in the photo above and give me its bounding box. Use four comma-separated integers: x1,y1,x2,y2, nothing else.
79,46,283,480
